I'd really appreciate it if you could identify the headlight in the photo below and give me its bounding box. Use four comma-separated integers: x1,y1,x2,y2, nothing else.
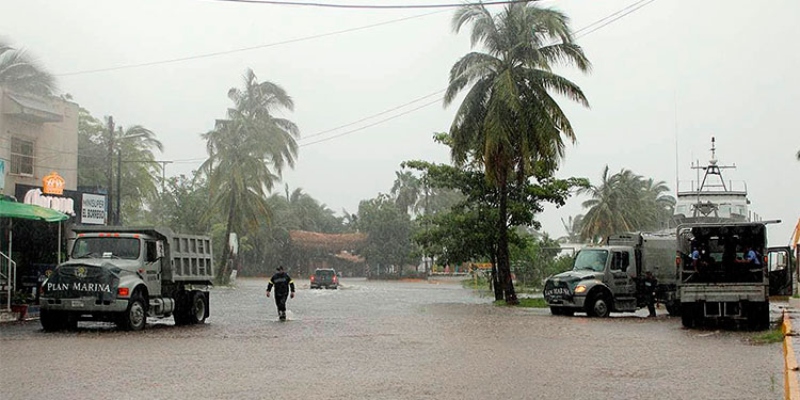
574,285,587,294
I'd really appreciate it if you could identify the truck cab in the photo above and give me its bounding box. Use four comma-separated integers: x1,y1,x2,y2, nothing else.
544,232,677,318
544,246,640,317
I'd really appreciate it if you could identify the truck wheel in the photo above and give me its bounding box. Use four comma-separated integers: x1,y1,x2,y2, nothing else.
747,303,770,331
550,307,563,316
587,294,610,318
40,309,65,332
119,293,146,331
681,304,697,328
665,301,680,316
187,291,208,325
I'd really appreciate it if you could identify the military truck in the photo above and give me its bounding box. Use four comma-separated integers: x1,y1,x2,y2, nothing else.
676,221,779,330
544,232,677,317
39,226,213,331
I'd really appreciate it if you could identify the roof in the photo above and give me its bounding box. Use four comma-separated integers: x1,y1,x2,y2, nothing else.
4,92,63,123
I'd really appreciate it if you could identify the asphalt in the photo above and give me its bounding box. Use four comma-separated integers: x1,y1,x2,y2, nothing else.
3,298,799,399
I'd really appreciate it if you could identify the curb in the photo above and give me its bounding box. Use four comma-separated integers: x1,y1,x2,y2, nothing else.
783,310,800,400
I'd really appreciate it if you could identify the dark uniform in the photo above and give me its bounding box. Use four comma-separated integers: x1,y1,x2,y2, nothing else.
643,271,657,317
266,267,295,320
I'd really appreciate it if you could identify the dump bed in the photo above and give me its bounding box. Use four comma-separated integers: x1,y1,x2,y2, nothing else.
71,225,214,284
167,233,214,283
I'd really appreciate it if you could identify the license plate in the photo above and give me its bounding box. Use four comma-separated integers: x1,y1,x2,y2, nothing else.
71,300,84,308
545,288,570,296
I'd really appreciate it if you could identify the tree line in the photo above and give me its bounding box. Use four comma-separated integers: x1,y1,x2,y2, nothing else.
6,2,774,301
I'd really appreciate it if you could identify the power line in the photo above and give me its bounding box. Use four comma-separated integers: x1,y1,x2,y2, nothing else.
299,96,444,147
55,10,446,77
574,0,658,39
207,0,534,9
300,89,445,141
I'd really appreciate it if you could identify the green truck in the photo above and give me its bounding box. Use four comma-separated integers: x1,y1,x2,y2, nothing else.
39,226,213,331
544,232,678,317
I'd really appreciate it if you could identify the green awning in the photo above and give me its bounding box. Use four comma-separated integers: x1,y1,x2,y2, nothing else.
0,199,69,222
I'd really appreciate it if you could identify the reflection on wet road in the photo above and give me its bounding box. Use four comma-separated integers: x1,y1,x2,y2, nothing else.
0,278,784,399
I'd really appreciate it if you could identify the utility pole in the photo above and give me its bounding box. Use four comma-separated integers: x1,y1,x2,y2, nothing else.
116,149,122,225
106,116,114,226
158,160,173,194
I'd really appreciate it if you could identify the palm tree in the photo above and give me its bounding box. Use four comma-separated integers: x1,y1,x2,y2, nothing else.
0,41,56,95
559,214,583,244
580,166,675,241
113,125,164,224
445,2,590,303
579,166,631,243
391,170,422,215
200,69,299,284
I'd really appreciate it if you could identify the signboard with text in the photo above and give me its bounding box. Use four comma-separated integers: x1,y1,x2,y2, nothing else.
81,193,106,225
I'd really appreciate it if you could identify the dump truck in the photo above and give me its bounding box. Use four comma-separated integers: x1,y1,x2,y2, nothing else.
676,221,779,329
39,226,213,331
544,232,677,317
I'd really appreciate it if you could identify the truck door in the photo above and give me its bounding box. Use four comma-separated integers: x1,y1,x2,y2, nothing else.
768,246,793,296
609,251,636,296
144,240,162,296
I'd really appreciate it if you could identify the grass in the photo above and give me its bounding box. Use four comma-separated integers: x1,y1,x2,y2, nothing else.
749,328,785,345
493,298,548,308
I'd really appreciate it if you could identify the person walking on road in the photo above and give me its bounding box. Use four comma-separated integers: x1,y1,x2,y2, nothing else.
266,266,295,321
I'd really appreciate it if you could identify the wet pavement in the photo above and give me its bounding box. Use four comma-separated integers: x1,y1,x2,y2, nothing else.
0,277,787,400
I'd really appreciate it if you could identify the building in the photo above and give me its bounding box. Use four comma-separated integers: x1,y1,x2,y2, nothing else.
0,86,79,197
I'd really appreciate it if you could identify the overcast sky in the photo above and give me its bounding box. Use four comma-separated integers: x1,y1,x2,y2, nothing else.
4,0,799,245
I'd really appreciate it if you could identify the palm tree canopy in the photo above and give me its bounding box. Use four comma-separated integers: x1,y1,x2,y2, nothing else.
0,41,56,95
445,2,590,183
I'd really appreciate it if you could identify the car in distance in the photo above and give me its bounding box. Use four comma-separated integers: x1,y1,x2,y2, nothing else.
310,268,339,289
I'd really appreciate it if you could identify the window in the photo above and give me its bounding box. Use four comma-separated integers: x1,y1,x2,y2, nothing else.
10,137,34,176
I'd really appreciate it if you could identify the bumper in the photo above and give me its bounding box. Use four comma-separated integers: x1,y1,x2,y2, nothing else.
40,296,128,313
545,294,587,310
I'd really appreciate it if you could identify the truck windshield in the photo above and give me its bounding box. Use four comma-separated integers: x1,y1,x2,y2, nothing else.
72,237,141,260
573,249,608,272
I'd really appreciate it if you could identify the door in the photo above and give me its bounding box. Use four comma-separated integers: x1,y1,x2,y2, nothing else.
608,251,636,296
768,246,793,296
144,240,162,296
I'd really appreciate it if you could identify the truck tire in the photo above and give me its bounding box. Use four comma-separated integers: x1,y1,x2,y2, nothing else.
681,305,694,328
40,309,65,331
665,301,680,316
747,303,770,331
550,307,563,316
119,293,146,331
586,293,610,318
187,291,208,325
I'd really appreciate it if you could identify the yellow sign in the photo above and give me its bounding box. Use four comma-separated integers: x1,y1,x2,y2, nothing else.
42,171,65,195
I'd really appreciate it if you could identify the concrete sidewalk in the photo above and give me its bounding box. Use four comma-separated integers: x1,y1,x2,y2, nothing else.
783,301,800,400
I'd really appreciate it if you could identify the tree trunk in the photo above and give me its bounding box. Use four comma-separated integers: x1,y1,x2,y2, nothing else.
498,177,518,305
491,253,502,301
217,193,236,285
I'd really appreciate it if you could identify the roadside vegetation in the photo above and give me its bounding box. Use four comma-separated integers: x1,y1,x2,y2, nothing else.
749,328,785,345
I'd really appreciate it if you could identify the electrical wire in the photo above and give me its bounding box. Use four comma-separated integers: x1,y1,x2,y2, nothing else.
55,10,447,77
206,0,535,9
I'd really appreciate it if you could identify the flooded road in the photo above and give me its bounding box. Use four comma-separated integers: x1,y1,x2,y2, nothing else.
0,278,784,399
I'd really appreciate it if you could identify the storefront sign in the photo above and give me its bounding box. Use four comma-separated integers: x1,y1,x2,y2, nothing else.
42,171,65,195
23,188,75,216
81,193,106,225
